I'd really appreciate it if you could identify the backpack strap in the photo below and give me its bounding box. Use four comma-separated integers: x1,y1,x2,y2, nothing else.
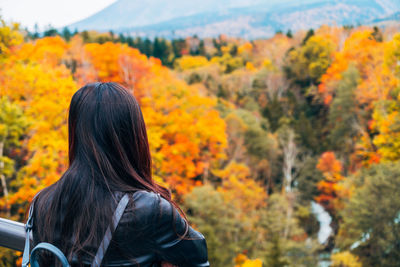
22,191,43,267
30,243,70,267
21,202,34,267
21,192,130,267
91,193,130,267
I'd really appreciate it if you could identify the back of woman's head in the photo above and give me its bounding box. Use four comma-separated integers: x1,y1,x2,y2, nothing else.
33,82,171,263
68,82,153,191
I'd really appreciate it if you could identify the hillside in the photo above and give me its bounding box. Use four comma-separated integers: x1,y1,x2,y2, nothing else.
68,0,400,38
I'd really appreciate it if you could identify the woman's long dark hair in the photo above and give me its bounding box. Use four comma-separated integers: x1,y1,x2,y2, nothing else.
33,82,184,265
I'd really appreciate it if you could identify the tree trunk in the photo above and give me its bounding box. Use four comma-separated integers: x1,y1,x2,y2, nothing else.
0,141,8,199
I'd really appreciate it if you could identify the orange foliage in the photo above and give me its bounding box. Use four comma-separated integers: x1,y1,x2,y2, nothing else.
316,151,342,178
83,42,151,91
318,30,390,107
14,36,68,67
0,36,227,206
315,152,348,214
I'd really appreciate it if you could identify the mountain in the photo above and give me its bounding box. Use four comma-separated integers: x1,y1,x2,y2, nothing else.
373,11,400,23
68,0,400,39
68,0,270,30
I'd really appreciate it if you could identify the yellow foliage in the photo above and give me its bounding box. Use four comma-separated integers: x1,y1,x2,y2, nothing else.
262,59,275,71
1,60,76,205
235,253,263,267
215,161,266,214
242,259,262,267
0,19,23,61
174,55,209,70
245,62,256,71
210,53,244,73
331,251,362,267
385,33,400,76
371,104,400,161
221,45,231,54
369,34,400,161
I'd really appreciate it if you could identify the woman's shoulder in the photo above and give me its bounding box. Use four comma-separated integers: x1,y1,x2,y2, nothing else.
115,190,177,250
130,190,161,210
118,190,162,225
118,190,179,230
131,190,160,201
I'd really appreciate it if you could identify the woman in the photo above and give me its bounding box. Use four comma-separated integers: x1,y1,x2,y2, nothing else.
28,82,209,266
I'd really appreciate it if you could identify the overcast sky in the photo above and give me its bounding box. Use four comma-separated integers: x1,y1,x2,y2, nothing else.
1,0,117,30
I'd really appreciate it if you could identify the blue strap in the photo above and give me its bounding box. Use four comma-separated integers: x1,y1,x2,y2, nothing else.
30,242,70,267
22,199,35,267
91,193,130,267
21,192,130,267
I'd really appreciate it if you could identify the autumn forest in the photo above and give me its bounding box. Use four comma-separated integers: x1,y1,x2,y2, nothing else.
1,18,400,267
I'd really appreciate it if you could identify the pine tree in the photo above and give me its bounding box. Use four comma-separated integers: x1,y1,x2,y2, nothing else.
265,234,289,267
62,27,72,41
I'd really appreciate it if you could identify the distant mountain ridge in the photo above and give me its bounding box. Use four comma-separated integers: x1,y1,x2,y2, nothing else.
374,11,400,23
68,0,400,39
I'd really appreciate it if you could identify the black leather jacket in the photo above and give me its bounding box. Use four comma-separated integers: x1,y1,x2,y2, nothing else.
32,190,209,267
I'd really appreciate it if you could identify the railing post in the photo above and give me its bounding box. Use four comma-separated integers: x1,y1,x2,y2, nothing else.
0,217,28,251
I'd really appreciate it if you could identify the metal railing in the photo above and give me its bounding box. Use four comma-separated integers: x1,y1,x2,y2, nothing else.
0,217,28,251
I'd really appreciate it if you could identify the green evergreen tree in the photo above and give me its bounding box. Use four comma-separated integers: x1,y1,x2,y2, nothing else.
143,38,153,57
43,25,58,37
172,38,186,58
153,37,170,65
33,23,40,39
262,97,285,132
230,44,238,56
265,234,289,267
118,33,126,43
126,36,134,47
198,40,206,56
302,29,314,45
297,156,324,204
338,162,400,266
328,66,362,166
62,27,71,41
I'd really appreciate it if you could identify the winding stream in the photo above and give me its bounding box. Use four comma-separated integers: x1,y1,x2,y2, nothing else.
311,201,332,244
311,201,333,267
